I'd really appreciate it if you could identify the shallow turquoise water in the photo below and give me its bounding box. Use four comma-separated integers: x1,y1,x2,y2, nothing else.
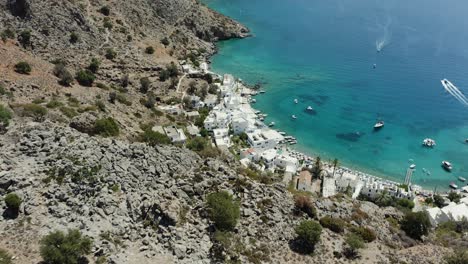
203,0,468,189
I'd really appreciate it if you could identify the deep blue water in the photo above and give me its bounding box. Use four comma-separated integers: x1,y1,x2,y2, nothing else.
203,0,468,189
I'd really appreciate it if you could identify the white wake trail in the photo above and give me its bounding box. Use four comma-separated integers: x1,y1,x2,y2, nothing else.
441,79,468,106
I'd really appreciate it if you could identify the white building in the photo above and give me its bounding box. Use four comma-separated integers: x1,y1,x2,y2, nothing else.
246,129,283,151
204,94,218,108
204,111,230,131
232,117,256,134
163,126,187,143
213,128,231,148
336,172,364,199
257,149,277,168
190,95,205,109
275,154,299,169
159,104,183,115
185,111,200,120
426,202,468,226
186,124,200,137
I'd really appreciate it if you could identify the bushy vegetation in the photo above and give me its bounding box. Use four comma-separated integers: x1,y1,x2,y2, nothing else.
444,249,468,264
53,63,74,86
100,6,110,16
40,229,92,264
206,191,240,231
93,117,119,137
88,58,100,73
0,104,12,128
161,37,170,46
103,17,113,29
1,28,15,42
140,77,150,94
293,220,322,254
343,233,365,259
46,99,64,109
4,193,22,212
69,32,79,43
75,70,95,87
294,195,316,218
319,215,346,233
186,137,219,158
349,226,376,242
60,106,78,118
145,46,155,54
448,192,461,203
0,248,12,264
433,194,446,208
401,211,431,240
105,48,116,60
159,62,178,81
22,103,48,121
14,61,31,74
19,30,31,47
139,129,171,146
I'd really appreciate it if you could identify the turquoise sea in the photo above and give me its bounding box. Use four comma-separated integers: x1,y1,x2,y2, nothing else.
203,0,468,189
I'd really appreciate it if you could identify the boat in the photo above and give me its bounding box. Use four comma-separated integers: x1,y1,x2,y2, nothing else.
294,99,298,104
306,106,313,111
374,121,384,130
291,115,297,119
409,164,416,169
279,131,286,136
251,99,257,103
459,177,466,182
422,138,436,147
373,64,377,69
449,182,458,189
259,90,266,94
442,161,453,171
465,139,468,143
268,122,275,127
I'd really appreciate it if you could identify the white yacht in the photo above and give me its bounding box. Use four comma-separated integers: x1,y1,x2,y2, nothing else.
422,138,436,147
442,161,453,171
449,182,458,189
268,122,275,127
291,115,297,119
459,177,466,182
374,121,384,129
294,99,298,104
409,164,416,169
306,106,313,111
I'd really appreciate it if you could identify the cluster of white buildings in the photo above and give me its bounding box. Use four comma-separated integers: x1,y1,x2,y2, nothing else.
426,196,468,226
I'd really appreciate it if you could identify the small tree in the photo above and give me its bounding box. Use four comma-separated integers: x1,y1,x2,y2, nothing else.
1,29,15,42
350,226,376,242
14,61,31,74
206,191,240,231
88,58,100,73
69,32,79,43
145,46,155,54
140,129,171,146
4,193,22,213
93,117,119,137
53,64,74,86
22,104,47,122
18,30,31,47
332,158,339,176
0,104,12,129
433,194,445,208
319,216,345,233
120,75,129,88
448,192,461,203
294,220,322,253
75,70,95,87
105,48,116,60
343,233,365,259
40,229,92,264
108,92,117,104
99,6,110,16
140,77,150,94
401,211,431,240
161,37,170,46
294,195,316,218
313,156,322,178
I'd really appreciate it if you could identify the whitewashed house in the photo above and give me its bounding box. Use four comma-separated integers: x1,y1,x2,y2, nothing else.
163,126,187,143
204,94,218,108
246,129,283,151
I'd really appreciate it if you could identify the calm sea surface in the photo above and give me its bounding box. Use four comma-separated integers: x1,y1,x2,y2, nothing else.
203,0,468,189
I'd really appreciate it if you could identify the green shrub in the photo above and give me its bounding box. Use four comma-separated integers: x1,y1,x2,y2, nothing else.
69,32,79,43
19,30,31,47
350,226,376,242
103,18,113,29
67,97,80,107
186,137,208,152
95,100,106,112
145,46,155,54
120,75,129,88
53,63,74,86
75,70,95,87
0,248,12,264
0,104,12,127
105,48,116,60
60,106,79,118
14,61,31,74
46,100,63,109
4,193,22,212
139,129,171,146
1,29,15,42
159,69,170,81
88,58,100,73
22,103,47,121
206,191,240,231
100,6,110,16
40,229,92,264
96,82,109,90
319,216,346,233
140,77,150,94
448,192,461,203
343,233,365,259
94,117,119,137
433,194,445,208
401,211,431,240
397,198,415,209
444,249,468,264
294,220,322,253
161,37,170,46
115,93,132,106
294,195,316,218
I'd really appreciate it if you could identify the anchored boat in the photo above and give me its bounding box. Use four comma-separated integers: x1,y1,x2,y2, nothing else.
374,121,384,130
442,161,453,171
423,138,436,147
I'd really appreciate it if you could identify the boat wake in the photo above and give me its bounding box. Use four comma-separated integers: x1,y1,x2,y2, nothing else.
375,16,392,52
441,79,468,106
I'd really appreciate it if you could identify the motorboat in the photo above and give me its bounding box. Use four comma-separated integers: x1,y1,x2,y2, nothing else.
259,90,266,94
268,122,275,127
422,138,436,147
294,99,298,104
374,121,384,130
306,106,313,111
373,64,377,69
465,139,468,143
279,131,286,136
409,164,416,169
459,177,466,182
251,99,257,103
442,161,453,171
449,182,458,189
291,115,297,119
